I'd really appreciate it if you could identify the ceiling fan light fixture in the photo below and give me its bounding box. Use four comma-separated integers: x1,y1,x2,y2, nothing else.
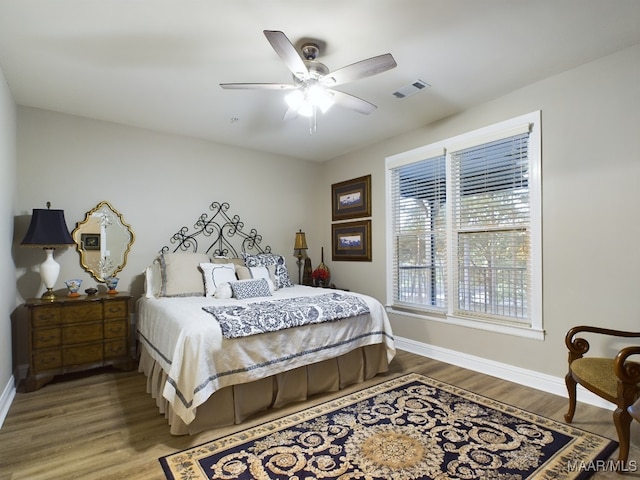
285,85,334,117
308,85,334,114
285,89,304,110
298,101,314,117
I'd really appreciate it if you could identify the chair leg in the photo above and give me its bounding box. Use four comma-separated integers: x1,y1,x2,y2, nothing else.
613,406,632,468
564,372,577,423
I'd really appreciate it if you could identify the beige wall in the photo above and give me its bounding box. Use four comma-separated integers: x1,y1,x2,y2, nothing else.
0,64,17,405
12,108,323,367
322,43,640,379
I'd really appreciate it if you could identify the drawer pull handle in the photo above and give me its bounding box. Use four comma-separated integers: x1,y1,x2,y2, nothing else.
38,335,56,342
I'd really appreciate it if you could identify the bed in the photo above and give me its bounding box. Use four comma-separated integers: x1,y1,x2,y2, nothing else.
136,202,395,435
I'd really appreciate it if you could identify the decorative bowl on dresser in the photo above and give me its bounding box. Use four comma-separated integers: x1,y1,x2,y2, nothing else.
23,292,134,392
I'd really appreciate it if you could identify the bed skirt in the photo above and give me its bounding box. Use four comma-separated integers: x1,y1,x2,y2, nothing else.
138,342,390,435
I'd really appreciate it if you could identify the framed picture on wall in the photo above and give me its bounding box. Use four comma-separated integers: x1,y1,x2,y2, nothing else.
81,233,100,251
331,175,371,221
332,220,371,261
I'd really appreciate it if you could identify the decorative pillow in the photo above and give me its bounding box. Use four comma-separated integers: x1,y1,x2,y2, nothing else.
235,266,277,292
214,282,233,299
212,256,245,267
144,262,162,298
242,252,284,267
158,252,210,297
241,253,293,288
235,265,252,280
200,262,237,297
230,278,272,300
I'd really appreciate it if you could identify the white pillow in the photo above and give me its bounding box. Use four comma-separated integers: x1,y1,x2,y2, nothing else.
214,282,233,299
200,262,237,297
159,253,210,297
144,262,162,298
249,266,270,280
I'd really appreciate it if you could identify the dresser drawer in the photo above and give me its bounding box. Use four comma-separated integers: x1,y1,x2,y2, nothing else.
105,339,127,359
104,319,127,339
32,349,62,372
61,303,102,324
33,327,61,349
62,323,103,344
104,300,128,319
63,343,103,366
32,306,61,328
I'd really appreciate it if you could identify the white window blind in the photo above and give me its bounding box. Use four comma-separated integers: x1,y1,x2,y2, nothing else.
450,131,531,323
390,153,447,311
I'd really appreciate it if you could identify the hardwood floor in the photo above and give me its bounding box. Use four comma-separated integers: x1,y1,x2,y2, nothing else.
1,350,639,479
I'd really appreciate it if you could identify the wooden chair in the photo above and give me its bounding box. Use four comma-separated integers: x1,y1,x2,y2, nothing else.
565,326,640,468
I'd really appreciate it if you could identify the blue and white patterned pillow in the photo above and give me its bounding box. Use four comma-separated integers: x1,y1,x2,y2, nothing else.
242,253,293,288
230,278,272,300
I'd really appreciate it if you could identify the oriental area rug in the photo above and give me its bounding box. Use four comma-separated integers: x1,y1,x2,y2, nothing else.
159,373,617,480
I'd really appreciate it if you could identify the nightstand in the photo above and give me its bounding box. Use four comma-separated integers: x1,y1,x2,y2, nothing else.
23,293,134,392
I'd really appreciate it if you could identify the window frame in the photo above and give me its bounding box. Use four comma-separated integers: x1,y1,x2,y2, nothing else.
385,111,543,340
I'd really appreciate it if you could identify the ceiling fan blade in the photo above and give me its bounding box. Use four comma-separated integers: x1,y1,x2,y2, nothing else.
322,53,397,86
282,107,299,121
220,83,296,90
263,30,308,80
330,90,377,115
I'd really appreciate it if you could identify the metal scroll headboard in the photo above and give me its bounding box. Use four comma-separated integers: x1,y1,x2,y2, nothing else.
160,201,272,257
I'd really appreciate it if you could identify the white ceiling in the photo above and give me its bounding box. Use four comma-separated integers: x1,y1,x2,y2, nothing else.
1,1,639,162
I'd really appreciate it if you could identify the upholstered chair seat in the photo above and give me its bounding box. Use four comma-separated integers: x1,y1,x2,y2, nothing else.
565,326,640,470
571,357,640,401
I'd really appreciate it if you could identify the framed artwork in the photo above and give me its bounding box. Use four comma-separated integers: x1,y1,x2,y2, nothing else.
332,220,371,262
331,174,371,221
81,233,100,251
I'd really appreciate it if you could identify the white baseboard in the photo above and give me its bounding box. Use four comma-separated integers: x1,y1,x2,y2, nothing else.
395,336,614,412
0,374,16,430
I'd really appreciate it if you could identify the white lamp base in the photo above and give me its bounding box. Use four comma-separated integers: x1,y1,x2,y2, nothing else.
40,248,60,300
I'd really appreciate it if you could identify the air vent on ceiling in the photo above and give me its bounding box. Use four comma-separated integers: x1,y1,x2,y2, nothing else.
392,79,431,99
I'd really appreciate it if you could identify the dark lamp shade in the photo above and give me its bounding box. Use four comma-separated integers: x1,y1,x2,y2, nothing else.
21,208,75,247
294,230,308,250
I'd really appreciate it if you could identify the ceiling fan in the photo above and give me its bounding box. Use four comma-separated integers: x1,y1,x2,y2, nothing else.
220,30,397,132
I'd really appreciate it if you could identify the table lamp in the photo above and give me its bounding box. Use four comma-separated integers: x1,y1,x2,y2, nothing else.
21,202,75,300
294,229,308,284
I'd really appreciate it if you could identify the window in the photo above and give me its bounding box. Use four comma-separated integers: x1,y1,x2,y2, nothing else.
386,112,542,338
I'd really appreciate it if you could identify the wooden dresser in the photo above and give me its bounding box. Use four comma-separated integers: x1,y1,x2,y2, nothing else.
24,293,134,392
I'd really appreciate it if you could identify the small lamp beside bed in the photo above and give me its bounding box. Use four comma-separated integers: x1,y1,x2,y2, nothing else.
294,229,308,284
21,202,76,300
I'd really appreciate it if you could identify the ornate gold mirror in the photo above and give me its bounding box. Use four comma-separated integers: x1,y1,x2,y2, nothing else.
72,201,135,282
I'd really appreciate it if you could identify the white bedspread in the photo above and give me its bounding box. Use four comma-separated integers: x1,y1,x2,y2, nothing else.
136,285,395,425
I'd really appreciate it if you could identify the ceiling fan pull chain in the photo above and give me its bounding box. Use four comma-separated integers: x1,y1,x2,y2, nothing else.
309,107,317,135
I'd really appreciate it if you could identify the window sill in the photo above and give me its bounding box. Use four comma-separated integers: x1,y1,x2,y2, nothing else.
386,307,545,341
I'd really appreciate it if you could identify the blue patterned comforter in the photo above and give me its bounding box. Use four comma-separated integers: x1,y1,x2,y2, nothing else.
203,292,370,339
